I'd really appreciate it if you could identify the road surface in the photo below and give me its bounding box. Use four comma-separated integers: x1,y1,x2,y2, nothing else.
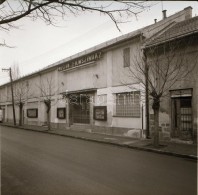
1,126,197,195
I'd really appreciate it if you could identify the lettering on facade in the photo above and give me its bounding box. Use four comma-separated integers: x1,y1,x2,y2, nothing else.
58,52,102,71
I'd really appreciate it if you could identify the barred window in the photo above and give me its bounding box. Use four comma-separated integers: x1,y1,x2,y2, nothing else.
116,91,140,117
123,47,130,67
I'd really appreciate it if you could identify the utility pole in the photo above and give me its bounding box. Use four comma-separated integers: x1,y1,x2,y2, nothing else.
143,49,150,139
2,67,16,125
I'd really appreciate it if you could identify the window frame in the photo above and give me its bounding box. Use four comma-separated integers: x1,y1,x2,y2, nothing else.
123,47,130,67
115,91,141,118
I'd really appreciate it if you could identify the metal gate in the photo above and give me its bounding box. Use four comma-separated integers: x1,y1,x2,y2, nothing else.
180,98,192,138
172,97,192,140
70,94,90,124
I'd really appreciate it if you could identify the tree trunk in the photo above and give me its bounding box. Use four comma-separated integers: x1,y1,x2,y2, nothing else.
47,110,51,131
152,98,160,148
153,107,160,147
44,100,51,131
46,104,51,131
19,103,23,126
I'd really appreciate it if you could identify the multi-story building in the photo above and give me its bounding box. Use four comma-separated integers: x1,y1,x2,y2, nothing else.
0,7,196,141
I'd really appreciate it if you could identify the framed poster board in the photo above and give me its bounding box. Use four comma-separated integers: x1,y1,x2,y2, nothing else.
94,106,107,121
57,108,66,119
27,109,38,118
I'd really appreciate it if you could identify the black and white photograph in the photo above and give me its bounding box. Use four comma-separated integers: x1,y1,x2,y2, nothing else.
0,1,197,195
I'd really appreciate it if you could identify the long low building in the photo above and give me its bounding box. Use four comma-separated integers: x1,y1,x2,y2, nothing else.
0,7,197,142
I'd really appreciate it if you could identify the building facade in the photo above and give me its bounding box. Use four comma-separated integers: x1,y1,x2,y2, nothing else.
145,15,198,142
0,7,197,141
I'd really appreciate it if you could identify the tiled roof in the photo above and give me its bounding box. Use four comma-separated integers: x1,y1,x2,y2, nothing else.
146,16,198,47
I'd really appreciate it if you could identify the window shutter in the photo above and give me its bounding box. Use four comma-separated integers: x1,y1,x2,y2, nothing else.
123,48,130,67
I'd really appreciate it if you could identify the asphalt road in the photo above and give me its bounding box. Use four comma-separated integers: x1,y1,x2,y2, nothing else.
1,126,197,195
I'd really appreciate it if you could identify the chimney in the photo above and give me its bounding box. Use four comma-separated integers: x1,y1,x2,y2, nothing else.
184,6,192,19
162,10,167,19
154,19,157,23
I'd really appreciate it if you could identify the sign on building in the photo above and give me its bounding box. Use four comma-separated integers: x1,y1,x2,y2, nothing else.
58,52,102,71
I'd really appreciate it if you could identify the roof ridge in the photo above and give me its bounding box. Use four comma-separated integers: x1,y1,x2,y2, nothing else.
145,16,198,47
144,21,177,46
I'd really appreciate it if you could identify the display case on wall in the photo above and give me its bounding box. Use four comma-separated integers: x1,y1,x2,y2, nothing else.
57,108,66,119
93,106,107,121
27,109,38,118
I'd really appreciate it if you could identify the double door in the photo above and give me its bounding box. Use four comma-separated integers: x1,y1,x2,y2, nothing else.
70,94,90,124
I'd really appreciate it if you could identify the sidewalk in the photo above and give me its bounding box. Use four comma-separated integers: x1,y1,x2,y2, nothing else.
1,123,197,160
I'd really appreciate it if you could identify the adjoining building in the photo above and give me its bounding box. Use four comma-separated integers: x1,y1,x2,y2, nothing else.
0,7,197,141
145,14,198,143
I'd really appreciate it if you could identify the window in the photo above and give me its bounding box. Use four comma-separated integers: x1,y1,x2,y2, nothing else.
116,91,140,117
123,47,130,67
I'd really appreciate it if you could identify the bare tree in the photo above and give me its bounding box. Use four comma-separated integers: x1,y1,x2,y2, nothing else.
11,63,30,126
125,36,198,147
14,79,30,126
11,63,21,80
0,1,152,32
37,74,62,131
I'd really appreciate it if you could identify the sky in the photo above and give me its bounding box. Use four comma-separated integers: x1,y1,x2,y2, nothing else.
0,1,198,85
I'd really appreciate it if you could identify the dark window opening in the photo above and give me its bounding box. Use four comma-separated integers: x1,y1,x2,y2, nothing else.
123,47,130,67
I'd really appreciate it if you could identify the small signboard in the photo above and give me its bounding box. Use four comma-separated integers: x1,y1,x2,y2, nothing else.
27,109,38,118
57,108,66,119
94,106,107,121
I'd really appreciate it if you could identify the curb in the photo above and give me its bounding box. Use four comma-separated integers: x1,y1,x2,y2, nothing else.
1,124,197,161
